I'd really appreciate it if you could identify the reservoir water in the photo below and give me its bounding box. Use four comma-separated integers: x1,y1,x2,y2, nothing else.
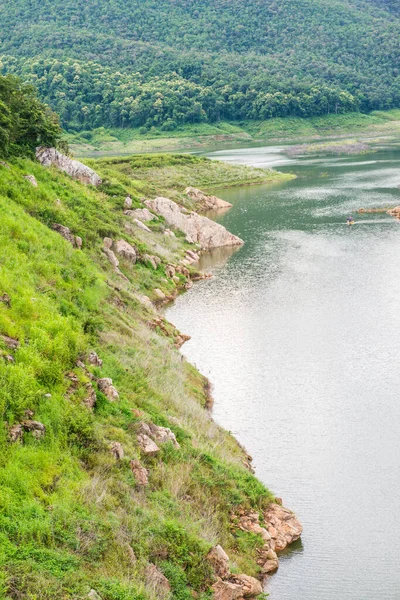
166,141,400,599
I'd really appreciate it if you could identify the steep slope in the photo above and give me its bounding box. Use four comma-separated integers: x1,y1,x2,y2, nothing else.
0,144,301,598
1,0,400,130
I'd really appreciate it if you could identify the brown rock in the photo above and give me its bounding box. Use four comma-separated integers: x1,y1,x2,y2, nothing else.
9,424,23,443
1,335,19,350
231,575,262,598
52,224,81,248
137,433,160,456
145,563,171,598
143,254,161,270
206,545,230,579
0,293,11,307
21,420,46,439
97,378,119,401
114,239,137,264
130,459,149,485
139,422,180,449
84,382,97,409
110,441,124,460
212,580,243,600
88,352,103,367
165,264,176,278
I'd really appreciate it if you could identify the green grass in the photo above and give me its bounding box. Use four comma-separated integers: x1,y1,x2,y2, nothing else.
0,155,276,599
67,110,400,157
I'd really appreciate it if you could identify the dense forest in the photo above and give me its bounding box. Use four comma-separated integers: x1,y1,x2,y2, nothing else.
0,75,62,156
1,0,400,130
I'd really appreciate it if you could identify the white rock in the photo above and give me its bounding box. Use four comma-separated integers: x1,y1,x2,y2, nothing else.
114,239,137,263
134,219,151,233
125,208,154,222
145,197,243,250
36,147,102,186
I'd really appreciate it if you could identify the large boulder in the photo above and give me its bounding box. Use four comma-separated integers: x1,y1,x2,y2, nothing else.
145,197,244,251
263,503,303,552
388,206,400,218
36,147,102,186
185,187,232,211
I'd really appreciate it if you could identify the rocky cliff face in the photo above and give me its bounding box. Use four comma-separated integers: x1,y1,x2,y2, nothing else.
145,196,244,250
36,147,102,186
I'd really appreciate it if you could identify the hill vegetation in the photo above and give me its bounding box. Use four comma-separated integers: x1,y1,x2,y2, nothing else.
1,0,400,131
0,74,298,599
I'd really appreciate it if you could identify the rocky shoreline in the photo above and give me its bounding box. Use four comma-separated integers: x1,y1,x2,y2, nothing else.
36,147,303,598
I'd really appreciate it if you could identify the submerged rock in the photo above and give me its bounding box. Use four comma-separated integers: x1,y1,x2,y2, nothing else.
145,197,243,250
36,147,102,186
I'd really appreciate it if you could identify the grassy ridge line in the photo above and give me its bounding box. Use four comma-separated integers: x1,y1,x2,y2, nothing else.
0,155,279,599
67,110,400,157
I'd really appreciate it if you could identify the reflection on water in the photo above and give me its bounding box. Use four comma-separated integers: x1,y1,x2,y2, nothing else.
167,140,400,600
197,244,241,272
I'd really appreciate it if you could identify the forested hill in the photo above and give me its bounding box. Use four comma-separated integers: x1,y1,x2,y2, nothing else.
1,0,400,131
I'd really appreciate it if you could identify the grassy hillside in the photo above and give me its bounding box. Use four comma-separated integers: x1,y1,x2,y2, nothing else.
1,0,400,131
0,150,291,599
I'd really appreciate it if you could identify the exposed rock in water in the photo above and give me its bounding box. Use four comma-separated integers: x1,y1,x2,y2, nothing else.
36,147,102,186
130,459,149,485
24,174,38,187
97,378,119,401
145,197,244,250
263,503,303,552
125,208,154,222
52,224,82,248
144,563,171,598
185,186,232,211
387,206,400,218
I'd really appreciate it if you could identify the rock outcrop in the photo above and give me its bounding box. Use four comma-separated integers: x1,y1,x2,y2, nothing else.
97,378,119,401
114,239,137,264
36,147,102,186
88,351,103,367
130,459,149,485
207,545,230,579
145,197,244,250
185,187,232,211
125,208,154,222
138,422,180,449
137,433,160,456
52,224,82,248
212,580,243,600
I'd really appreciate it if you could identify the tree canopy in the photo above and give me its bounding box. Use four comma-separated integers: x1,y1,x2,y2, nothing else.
1,0,400,130
0,74,62,156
